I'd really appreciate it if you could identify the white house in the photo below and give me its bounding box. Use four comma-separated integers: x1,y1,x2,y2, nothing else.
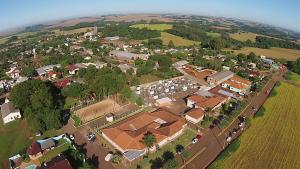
1,101,21,124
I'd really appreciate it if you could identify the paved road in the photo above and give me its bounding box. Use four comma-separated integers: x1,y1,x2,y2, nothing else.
180,67,287,169
63,119,115,169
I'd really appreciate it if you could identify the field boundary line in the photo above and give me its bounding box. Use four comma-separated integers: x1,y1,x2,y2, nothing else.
180,147,207,169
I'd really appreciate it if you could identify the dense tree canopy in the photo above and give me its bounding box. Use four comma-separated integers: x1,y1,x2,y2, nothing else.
10,80,63,131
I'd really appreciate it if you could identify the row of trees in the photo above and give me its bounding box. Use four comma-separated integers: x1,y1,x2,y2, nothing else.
287,58,300,75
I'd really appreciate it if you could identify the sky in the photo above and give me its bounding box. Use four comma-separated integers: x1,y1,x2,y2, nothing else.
1,0,300,32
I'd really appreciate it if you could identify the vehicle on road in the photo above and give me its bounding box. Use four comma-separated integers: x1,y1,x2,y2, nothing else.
192,137,199,144
105,152,113,162
69,134,75,141
226,136,232,143
87,131,96,142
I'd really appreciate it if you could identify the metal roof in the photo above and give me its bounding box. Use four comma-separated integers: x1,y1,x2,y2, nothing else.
123,150,145,161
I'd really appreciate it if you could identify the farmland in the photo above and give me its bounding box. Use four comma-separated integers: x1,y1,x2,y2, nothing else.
52,27,93,35
230,32,260,42
225,47,300,61
160,32,200,47
210,82,300,169
0,31,37,44
206,32,221,38
130,23,173,31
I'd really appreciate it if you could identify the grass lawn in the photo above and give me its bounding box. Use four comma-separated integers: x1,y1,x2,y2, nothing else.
138,74,162,84
130,128,197,169
130,24,173,31
285,71,300,85
39,139,71,162
64,97,79,109
160,32,200,47
206,32,221,38
224,47,300,61
210,82,300,169
0,119,32,162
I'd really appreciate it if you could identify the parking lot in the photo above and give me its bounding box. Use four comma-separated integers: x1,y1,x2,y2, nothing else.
135,76,199,106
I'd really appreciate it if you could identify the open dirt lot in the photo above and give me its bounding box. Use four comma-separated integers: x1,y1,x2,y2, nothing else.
75,98,121,123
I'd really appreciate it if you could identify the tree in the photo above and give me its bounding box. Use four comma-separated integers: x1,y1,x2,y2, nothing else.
121,86,132,99
142,132,156,154
62,83,88,99
168,40,175,48
162,151,174,162
111,152,122,164
150,157,163,169
165,159,179,169
10,80,63,131
136,97,144,106
175,144,184,154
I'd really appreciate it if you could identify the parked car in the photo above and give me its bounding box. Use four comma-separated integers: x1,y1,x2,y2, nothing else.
196,134,202,140
69,134,75,141
105,152,113,162
226,136,232,143
192,138,199,144
87,132,96,142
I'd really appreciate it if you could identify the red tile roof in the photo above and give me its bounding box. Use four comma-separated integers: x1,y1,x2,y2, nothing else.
67,65,79,72
188,95,226,110
54,79,71,88
27,142,42,155
186,108,204,119
102,109,186,151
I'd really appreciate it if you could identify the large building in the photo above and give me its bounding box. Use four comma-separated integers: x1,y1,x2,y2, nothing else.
187,94,227,111
221,76,251,95
109,50,149,61
207,70,234,86
102,109,187,161
36,64,61,77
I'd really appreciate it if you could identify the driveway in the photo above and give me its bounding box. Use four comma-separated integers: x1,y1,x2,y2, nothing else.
63,120,115,169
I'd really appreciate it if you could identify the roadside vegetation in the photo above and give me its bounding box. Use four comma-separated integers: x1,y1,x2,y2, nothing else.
209,82,300,169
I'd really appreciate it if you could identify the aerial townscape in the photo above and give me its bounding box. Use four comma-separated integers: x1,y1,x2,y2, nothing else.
1,1,300,169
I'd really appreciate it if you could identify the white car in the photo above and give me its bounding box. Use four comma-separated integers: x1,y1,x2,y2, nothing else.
192,138,198,144
105,153,113,162
69,134,75,141
226,136,232,143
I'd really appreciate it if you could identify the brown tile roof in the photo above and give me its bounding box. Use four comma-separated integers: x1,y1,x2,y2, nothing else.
186,108,205,119
27,142,42,155
102,109,186,151
188,95,226,110
230,76,251,86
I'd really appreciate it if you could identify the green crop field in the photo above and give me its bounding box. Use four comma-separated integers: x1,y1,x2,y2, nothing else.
52,27,93,35
206,32,221,38
161,32,200,47
210,82,300,169
130,24,173,31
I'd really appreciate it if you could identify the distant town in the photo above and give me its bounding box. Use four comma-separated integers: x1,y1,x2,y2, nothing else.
0,14,300,169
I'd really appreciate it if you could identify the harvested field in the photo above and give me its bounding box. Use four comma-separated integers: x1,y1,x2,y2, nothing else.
230,32,260,42
75,98,121,123
225,47,300,61
161,32,200,47
130,24,172,31
210,82,300,169
105,14,173,22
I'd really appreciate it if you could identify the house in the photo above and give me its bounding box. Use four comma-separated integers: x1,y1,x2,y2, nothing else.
109,50,149,61
9,154,23,169
27,142,43,159
104,36,120,41
118,64,137,74
207,70,234,85
36,64,61,77
68,65,80,75
6,67,20,79
221,76,251,95
102,109,187,161
185,108,205,124
173,60,188,68
186,94,227,111
48,71,62,80
54,79,71,89
40,155,73,169
1,101,21,124
39,138,56,151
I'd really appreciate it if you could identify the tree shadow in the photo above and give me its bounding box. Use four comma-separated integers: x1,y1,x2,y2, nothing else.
150,157,163,169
